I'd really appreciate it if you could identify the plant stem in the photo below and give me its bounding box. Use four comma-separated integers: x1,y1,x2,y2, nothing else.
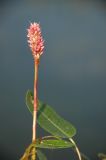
32,58,39,142
69,138,82,160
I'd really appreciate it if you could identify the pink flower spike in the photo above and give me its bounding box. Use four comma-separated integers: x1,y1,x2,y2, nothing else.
27,22,44,60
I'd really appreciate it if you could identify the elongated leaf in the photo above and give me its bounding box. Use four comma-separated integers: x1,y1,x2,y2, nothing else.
25,90,33,113
36,139,73,149
26,90,76,138
37,149,47,160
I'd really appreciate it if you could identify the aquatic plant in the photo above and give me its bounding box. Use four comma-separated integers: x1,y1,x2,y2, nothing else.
20,22,81,160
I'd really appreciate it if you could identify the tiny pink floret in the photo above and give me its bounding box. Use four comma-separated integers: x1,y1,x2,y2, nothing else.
27,22,44,59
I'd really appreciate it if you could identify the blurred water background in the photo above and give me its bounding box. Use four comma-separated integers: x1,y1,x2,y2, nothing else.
0,0,106,159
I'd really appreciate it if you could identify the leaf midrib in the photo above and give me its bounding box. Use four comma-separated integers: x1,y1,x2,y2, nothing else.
38,108,73,138
26,92,75,138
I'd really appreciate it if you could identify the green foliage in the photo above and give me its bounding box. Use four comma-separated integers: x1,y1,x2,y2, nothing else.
20,138,73,160
23,90,77,159
37,150,47,160
26,90,76,138
36,139,73,149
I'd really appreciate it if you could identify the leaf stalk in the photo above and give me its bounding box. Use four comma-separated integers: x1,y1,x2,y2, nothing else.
69,138,82,160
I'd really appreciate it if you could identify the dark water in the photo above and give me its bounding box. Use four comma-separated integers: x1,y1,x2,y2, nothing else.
0,0,106,159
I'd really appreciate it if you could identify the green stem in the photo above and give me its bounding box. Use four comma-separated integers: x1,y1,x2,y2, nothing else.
69,138,82,160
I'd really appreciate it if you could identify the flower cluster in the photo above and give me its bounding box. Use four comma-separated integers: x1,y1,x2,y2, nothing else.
27,23,44,59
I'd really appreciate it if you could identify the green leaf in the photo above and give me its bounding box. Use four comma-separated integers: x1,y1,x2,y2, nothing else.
25,90,33,113
36,139,73,149
26,90,76,138
37,149,47,160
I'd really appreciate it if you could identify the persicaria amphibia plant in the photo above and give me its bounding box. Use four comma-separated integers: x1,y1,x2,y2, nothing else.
20,22,82,160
